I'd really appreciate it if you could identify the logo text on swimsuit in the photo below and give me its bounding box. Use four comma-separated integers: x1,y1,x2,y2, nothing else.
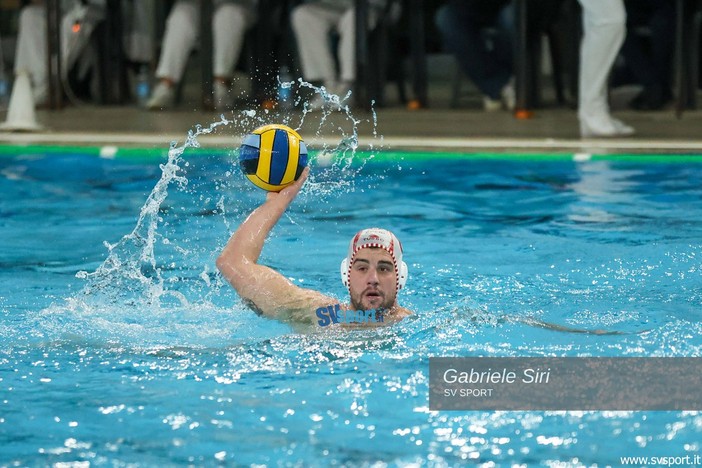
316,304,385,326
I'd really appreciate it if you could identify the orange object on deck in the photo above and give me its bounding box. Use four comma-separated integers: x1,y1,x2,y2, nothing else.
514,109,534,119
407,99,424,110
261,99,276,110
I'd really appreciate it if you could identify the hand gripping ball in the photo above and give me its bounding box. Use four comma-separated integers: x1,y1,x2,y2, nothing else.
239,124,308,192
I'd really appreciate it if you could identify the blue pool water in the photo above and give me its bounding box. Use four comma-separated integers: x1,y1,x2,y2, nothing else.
1,121,702,465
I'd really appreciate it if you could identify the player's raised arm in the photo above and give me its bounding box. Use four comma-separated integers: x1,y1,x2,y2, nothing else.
216,168,333,322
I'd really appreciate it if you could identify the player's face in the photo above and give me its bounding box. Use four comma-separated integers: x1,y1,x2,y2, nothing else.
348,248,397,311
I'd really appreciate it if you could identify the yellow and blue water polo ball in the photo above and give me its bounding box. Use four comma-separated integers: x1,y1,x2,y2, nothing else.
239,124,308,192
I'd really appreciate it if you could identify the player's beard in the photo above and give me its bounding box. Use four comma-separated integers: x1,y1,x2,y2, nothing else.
350,287,395,312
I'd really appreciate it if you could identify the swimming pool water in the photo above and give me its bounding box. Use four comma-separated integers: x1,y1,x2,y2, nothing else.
1,136,702,465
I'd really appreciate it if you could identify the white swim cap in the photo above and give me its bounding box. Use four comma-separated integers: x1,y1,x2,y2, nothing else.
340,228,408,291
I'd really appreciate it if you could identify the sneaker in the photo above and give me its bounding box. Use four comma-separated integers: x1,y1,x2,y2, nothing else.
611,118,635,135
501,82,515,111
483,82,515,112
145,82,175,110
580,115,635,138
305,85,345,112
306,92,326,111
33,85,49,108
214,81,234,111
332,81,353,101
483,95,502,112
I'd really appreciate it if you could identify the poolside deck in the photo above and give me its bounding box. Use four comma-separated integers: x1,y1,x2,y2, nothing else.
2,92,702,154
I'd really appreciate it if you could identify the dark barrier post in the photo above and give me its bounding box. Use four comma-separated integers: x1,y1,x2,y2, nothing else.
104,0,128,104
354,0,370,111
200,0,214,111
407,0,428,108
46,0,63,110
514,0,530,116
252,0,278,106
674,0,698,118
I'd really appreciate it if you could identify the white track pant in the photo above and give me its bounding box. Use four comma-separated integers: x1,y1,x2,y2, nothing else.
577,0,626,121
291,3,365,85
14,2,151,98
13,5,73,95
155,0,255,82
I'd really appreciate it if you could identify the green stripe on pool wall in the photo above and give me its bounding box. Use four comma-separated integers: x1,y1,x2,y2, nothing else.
0,145,180,159
0,144,228,161
362,151,702,163
0,144,99,156
1,144,702,163
361,151,570,162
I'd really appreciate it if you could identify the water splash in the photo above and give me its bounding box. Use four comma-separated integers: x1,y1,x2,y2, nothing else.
74,117,233,309
33,83,384,347
25,117,249,346
293,79,380,197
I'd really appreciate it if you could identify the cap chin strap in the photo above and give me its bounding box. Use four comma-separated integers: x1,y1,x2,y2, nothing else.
340,258,408,290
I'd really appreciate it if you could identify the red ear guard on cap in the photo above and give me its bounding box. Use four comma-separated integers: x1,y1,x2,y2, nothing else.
340,258,408,290
339,228,408,291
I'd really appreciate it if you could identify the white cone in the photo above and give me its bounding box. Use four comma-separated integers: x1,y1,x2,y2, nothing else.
0,72,42,132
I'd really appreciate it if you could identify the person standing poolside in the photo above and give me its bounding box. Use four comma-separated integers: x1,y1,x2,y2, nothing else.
11,0,151,107
216,168,412,326
435,0,515,112
577,0,634,137
146,0,256,111
290,0,390,110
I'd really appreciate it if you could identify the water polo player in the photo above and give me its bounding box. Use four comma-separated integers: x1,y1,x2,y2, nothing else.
216,168,412,326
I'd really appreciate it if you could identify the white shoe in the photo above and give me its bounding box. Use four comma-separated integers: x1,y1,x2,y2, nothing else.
305,83,347,112
146,82,175,110
214,81,234,111
482,82,514,112
331,81,352,102
483,95,502,112
306,93,326,111
611,118,635,135
33,85,49,108
580,115,635,138
501,82,515,111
